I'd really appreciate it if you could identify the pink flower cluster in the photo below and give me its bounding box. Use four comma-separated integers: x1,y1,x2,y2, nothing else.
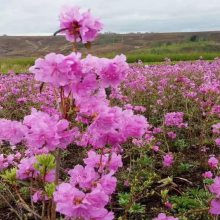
98,55,129,88
202,171,213,179
211,105,220,117
208,156,219,169
215,138,220,147
17,156,38,179
0,119,27,145
209,177,220,215
30,53,129,91
59,6,103,43
0,108,78,154
29,53,82,87
164,112,187,128
5,5,217,218
163,153,174,167
81,106,148,149
212,123,220,135
0,154,10,171
0,71,56,121
24,108,78,154
210,199,220,215
54,150,121,219
209,177,220,198
16,155,55,182
26,19,150,219
212,123,220,148
0,152,21,171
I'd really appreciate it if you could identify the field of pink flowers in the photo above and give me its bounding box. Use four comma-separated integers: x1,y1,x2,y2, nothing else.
1,5,220,220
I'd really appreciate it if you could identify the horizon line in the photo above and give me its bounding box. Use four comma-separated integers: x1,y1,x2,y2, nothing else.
1,30,220,37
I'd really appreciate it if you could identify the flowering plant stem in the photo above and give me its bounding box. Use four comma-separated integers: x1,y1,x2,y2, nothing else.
50,92,65,219
50,42,77,219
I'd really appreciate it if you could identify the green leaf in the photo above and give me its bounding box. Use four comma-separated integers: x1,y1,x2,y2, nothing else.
203,178,214,185
118,193,131,207
1,168,17,184
129,203,145,214
34,154,55,175
45,183,56,198
161,189,169,201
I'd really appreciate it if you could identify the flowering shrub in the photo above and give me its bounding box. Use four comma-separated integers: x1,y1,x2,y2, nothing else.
164,112,187,128
1,4,220,220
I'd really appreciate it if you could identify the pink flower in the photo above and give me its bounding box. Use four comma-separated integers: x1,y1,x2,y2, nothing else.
54,183,110,219
164,112,187,128
23,108,76,153
74,91,109,121
32,190,48,203
0,119,27,145
54,183,86,218
132,138,145,147
215,138,220,147
17,156,39,180
99,55,129,88
71,70,98,97
133,105,146,113
83,151,122,174
68,165,99,190
202,171,213,179
153,127,162,135
208,156,219,169
153,213,179,220
0,154,9,171
17,97,28,104
29,52,82,87
85,107,147,149
93,211,114,220
209,177,220,198
167,131,177,140
211,105,220,117
97,174,117,195
32,190,43,203
163,153,174,167
165,202,173,209
152,145,160,152
108,153,123,173
212,123,220,135
14,152,21,160
6,154,15,165
11,88,20,95
59,6,103,43
83,150,108,170
210,199,220,215
44,169,55,183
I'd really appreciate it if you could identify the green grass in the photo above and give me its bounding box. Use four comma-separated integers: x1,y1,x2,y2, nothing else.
1,40,220,73
126,40,220,62
98,41,220,63
0,57,35,73
149,40,220,53
1,53,219,74
126,52,220,63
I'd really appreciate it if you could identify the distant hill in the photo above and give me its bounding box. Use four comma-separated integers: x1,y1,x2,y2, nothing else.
1,31,220,58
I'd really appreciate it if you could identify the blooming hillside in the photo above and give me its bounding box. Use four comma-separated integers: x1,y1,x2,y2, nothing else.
1,5,220,220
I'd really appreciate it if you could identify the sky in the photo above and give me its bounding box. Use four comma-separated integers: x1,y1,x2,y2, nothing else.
0,0,220,35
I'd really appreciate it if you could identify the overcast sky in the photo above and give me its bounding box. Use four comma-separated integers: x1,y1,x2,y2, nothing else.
1,0,220,35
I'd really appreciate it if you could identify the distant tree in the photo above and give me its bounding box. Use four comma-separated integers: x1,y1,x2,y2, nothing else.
190,35,199,42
